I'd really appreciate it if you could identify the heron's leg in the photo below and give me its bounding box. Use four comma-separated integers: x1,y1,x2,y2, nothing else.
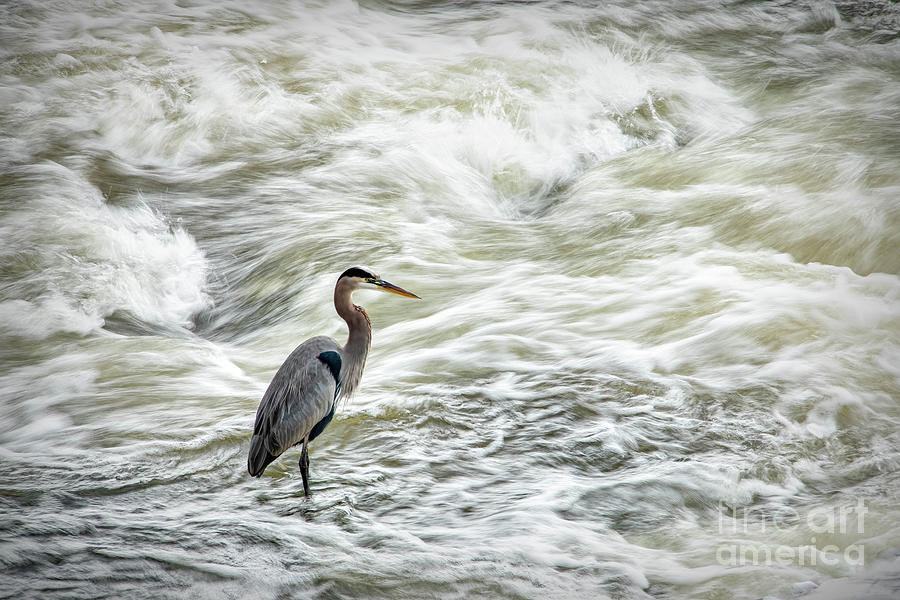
299,436,310,497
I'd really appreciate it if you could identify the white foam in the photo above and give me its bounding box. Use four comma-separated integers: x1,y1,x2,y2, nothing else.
1,162,211,336
0,297,100,339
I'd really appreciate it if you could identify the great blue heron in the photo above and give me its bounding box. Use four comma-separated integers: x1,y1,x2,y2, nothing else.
247,267,420,495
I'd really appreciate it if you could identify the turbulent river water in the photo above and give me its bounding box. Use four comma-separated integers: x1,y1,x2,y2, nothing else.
2,1,900,598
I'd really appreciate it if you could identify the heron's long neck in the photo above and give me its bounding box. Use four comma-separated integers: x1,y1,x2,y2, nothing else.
334,286,371,399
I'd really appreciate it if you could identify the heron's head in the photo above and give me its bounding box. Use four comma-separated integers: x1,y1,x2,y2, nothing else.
338,266,420,299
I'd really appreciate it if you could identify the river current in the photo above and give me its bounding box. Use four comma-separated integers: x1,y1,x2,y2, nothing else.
1,1,899,599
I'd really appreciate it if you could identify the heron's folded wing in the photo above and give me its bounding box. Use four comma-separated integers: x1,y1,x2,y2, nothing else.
249,337,339,469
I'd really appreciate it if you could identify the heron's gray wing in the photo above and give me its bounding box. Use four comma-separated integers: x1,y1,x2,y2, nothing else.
247,336,341,477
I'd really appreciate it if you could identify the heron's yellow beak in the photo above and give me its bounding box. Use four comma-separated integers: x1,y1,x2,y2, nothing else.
372,279,420,299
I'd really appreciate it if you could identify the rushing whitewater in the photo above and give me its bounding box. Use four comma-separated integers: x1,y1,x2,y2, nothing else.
1,1,899,599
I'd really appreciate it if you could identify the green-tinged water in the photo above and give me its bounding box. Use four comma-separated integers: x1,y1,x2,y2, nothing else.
1,1,899,598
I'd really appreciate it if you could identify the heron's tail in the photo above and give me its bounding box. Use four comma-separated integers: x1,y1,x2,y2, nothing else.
247,434,277,477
